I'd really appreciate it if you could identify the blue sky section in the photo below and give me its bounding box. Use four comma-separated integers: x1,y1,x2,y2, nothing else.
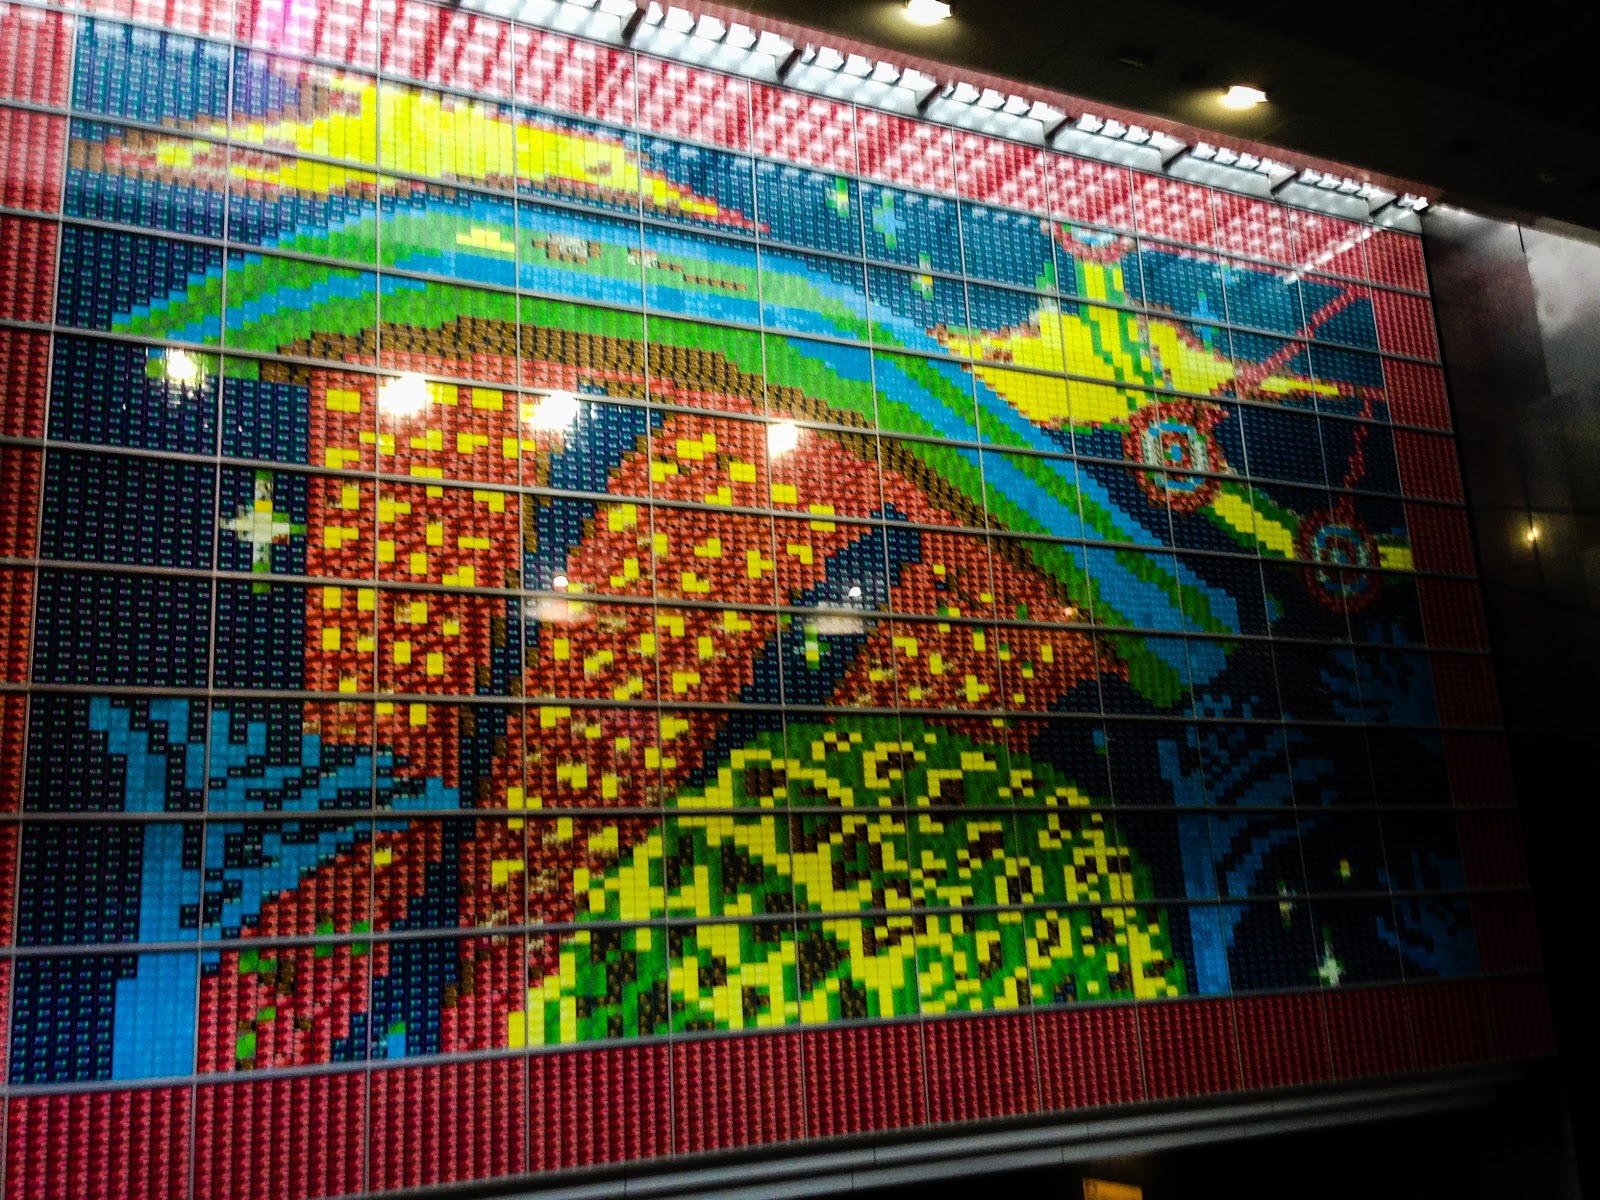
229,185,375,259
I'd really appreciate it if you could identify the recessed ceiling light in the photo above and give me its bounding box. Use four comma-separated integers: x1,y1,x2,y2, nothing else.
903,0,952,25
1220,84,1268,109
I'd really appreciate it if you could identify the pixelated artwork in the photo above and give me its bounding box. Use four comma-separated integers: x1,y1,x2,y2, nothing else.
0,1,1552,1195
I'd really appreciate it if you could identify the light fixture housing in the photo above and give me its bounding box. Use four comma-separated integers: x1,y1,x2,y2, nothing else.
903,0,952,25
1220,84,1268,109
455,0,1423,252
1051,110,1186,170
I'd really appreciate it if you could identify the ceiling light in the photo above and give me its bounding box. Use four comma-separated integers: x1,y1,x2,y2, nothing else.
1220,84,1268,109
552,574,569,590
903,0,952,25
847,585,863,599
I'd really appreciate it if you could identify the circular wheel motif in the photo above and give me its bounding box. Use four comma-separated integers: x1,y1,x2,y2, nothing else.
1123,401,1229,513
1298,509,1383,613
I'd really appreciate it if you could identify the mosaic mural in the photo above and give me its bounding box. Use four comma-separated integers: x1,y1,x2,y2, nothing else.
0,0,1551,1195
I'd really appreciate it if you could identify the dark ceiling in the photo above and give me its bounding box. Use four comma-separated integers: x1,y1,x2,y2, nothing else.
728,0,1600,231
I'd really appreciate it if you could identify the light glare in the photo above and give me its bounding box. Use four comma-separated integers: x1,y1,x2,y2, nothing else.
1220,84,1268,109
527,390,581,432
378,373,430,417
903,0,951,25
767,421,801,457
165,349,202,385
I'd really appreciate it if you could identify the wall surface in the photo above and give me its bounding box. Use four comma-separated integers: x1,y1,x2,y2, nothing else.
0,1,1555,1196
1425,208,1598,1194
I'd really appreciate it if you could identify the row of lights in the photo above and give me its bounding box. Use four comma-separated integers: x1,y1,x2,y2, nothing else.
892,2,1424,225
457,0,1427,226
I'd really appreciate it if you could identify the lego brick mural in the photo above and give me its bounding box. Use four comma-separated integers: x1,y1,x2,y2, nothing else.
0,0,1552,1195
